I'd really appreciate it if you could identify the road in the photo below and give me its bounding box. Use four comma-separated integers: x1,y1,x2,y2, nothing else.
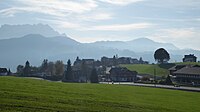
100,82,200,92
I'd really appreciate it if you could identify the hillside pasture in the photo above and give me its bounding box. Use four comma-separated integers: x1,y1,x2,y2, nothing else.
0,76,200,112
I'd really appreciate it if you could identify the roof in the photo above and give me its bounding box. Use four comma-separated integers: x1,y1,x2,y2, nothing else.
0,68,7,73
109,67,137,75
82,59,95,61
173,67,200,75
168,65,186,71
184,54,197,58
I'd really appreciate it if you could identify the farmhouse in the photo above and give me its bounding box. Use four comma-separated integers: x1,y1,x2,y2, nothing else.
168,65,186,75
101,56,115,66
183,54,197,62
0,68,8,76
109,67,137,82
170,65,200,85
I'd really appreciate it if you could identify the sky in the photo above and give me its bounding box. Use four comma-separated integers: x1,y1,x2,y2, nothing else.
0,0,200,50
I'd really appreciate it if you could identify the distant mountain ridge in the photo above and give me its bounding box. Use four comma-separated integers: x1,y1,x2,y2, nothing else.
89,37,179,52
0,34,136,71
0,24,60,39
0,24,199,71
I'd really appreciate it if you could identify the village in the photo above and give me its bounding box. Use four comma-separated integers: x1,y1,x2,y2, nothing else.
1,52,200,87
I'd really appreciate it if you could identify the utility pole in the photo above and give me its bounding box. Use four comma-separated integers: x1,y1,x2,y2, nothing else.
154,68,156,87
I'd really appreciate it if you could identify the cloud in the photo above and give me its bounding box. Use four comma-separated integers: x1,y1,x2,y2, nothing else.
79,13,113,21
149,28,200,50
99,0,145,6
131,17,200,22
86,23,154,31
36,18,82,29
0,0,98,17
145,0,200,9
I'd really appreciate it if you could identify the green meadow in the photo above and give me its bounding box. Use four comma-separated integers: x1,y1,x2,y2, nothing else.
121,62,200,76
121,64,171,76
0,76,200,112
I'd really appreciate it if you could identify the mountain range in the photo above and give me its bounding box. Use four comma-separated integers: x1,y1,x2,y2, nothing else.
0,24,199,71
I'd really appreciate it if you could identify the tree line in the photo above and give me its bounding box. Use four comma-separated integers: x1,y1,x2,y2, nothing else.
16,59,98,83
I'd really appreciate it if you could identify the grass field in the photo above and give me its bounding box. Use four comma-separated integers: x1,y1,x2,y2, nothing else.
121,62,200,77
121,64,171,76
0,76,200,112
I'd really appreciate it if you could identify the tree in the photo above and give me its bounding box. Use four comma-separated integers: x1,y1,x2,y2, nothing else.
23,61,31,76
40,59,48,73
81,60,88,82
154,48,170,64
47,62,55,76
113,55,118,66
7,69,12,75
63,59,73,82
55,60,64,76
90,68,99,83
17,65,24,75
165,75,173,85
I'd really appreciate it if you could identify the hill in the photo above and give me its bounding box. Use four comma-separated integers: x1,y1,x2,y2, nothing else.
121,64,173,77
121,62,200,77
89,38,179,52
88,38,200,62
0,76,200,112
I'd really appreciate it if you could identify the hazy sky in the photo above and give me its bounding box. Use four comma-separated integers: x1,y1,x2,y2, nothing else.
0,0,200,50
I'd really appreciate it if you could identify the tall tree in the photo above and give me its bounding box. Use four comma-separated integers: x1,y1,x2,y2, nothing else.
63,59,73,82
47,62,55,76
90,68,99,83
55,60,64,76
113,55,118,66
7,69,12,75
81,60,88,82
23,61,31,76
41,59,48,73
17,65,24,75
154,48,170,64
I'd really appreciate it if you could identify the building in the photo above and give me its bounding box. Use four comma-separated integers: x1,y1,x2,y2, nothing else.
0,68,8,76
117,57,131,64
101,56,115,66
109,67,137,82
183,54,197,62
170,65,200,86
72,57,96,82
168,65,186,75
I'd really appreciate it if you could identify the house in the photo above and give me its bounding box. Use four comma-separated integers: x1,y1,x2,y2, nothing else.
101,56,115,66
168,65,186,75
72,58,96,82
72,66,87,82
109,67,137,82
118,57,131,64
183,54,197,62
0,68,8,76
170,65,200,85
82,59,95,68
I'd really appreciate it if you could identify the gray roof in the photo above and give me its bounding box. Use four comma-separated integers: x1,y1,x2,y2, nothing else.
173,67,200,75
168,65,186,71
0,68,7,73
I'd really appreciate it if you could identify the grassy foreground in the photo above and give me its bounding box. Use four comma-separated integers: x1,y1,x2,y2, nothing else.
0,76,200,112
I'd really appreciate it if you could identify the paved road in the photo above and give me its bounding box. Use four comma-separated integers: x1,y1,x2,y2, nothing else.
100,82,200,92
